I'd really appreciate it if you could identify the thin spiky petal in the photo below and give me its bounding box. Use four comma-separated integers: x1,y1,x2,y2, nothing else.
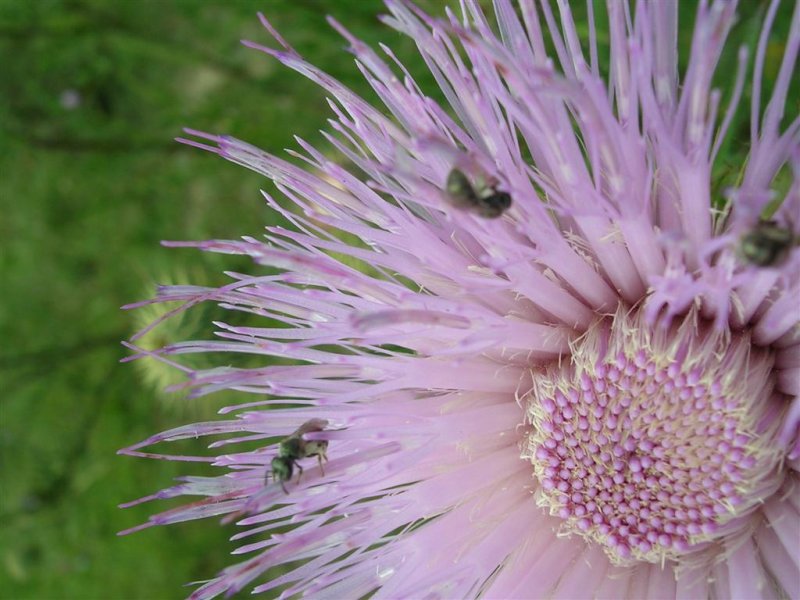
122,2,800,598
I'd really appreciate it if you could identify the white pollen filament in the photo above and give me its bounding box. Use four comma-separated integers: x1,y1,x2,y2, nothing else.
523,306,785,567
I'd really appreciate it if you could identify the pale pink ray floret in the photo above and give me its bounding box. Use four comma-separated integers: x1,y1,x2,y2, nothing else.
121,1,800,598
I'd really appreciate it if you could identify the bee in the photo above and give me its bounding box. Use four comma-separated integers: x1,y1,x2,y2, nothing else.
445,168,512,218
268,418,329,493
739,219,798,267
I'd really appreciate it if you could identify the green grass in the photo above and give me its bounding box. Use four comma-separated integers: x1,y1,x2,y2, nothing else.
0,1,796,598
0,2,438,597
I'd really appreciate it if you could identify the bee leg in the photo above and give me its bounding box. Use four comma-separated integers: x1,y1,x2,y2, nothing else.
295,463,304,484
317,453,325,476
280,480,288,494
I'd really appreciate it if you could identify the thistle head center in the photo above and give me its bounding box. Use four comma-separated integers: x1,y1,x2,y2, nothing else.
524,308,784,565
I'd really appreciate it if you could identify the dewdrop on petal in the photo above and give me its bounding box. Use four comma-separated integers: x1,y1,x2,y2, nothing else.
120,1,800,599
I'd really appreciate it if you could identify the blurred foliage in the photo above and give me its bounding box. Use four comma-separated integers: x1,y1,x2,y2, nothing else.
0,1,439,597
0,0,795,598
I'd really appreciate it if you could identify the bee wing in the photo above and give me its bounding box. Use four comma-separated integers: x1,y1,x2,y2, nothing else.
293,418,329,438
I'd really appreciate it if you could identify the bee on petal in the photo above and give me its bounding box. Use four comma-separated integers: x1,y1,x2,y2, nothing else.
738,220,798,267
268,418,329,493
445,168,511,219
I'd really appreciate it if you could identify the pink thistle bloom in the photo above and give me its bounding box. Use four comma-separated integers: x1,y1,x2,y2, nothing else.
121,1,800,598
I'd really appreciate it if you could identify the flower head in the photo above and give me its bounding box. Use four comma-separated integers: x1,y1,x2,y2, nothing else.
122,1,800,598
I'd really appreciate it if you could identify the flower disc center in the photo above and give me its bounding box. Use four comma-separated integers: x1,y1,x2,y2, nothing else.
523,308,783,565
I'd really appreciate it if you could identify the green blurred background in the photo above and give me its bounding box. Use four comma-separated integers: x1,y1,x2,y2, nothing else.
0,0,794,598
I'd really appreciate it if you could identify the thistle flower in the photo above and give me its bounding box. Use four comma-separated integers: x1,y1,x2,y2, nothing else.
121,1,800,598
